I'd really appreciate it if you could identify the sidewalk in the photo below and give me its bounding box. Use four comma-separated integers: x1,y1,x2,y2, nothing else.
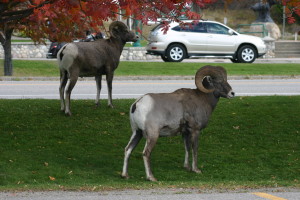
11,57,300,63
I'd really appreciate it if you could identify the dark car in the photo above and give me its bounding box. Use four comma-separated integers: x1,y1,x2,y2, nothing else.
46,42,67,59
46,32,104,59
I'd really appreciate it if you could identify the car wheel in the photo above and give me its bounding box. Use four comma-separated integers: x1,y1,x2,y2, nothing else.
237,45,257,63
161,55,170,62
166,44,186,62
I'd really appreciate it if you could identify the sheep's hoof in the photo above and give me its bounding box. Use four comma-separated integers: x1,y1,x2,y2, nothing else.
65,111,72,116
108,104,114,108
184,165,191,171
192,168,202,174
147,176,157,182
121,174,130,179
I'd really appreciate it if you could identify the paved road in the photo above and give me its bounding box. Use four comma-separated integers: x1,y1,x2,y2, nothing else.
0,79,300,99
1,189,300,200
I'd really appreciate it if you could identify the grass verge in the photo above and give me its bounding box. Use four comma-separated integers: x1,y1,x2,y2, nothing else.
1,60,300,77
0,97,299,191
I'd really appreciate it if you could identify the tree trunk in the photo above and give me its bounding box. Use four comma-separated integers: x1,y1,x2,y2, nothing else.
2,28,14,76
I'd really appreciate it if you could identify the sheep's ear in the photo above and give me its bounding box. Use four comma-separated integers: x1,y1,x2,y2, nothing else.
202,76,214,90
111,26,120,38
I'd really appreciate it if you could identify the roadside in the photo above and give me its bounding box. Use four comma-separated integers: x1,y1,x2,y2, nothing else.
1,57,300,81
1,75,300,81
1,187,300,200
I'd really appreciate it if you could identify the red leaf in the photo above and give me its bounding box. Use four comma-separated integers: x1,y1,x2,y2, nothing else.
287,16,296,24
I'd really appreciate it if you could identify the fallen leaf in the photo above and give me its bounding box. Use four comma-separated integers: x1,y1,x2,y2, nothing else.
49,176,56,181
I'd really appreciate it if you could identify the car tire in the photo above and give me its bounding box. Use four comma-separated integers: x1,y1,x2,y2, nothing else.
161,55,170,62
166,44,186,62
237,45,257,63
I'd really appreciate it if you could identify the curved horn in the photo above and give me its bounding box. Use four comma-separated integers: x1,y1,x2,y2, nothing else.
195,65,227,93
109,21,128,38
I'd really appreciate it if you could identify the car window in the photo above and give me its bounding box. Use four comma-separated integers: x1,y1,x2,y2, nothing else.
172,24,193,32
151,24,165,32
194,22,207,33
206,22,229,35
172,22,207,33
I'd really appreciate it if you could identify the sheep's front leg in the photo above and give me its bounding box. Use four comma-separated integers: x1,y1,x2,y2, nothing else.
122,129,143,179
106,72,114,108
191,131,201,173
95,75,102,106
143,132,159,181
183,132,191,171
59,70,68,112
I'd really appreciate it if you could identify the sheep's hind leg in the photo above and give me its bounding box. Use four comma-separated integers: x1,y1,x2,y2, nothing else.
95,75,102,106
59,70,68,112
183,132,191,171
143,131,159,181
65,73,79,116
191,132,201,173
122,129,143,179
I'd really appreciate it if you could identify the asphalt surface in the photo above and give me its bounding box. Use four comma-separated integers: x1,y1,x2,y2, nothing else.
1,79,300,99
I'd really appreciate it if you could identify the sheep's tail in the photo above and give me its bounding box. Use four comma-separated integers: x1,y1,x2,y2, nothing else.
58,44,67,62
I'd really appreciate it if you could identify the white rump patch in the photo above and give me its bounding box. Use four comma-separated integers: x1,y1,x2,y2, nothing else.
58,43,79,71
130,95,154,131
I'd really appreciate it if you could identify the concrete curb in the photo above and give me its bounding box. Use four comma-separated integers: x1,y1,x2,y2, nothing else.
1,75,300,81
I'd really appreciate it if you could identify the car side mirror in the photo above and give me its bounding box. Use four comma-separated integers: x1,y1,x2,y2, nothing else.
228,29,234,35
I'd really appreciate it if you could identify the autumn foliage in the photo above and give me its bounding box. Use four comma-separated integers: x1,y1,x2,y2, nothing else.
1,0,300,43
1,0,217,42
282,0,300,24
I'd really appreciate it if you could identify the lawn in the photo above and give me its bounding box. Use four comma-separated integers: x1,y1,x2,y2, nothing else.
0,97,299,191
0,60,300,77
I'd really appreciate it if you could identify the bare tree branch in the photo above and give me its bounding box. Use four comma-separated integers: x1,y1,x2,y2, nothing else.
0,0,55,23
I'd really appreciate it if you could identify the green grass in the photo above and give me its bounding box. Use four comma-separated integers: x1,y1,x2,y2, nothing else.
1,60,300,77
0,97,299,191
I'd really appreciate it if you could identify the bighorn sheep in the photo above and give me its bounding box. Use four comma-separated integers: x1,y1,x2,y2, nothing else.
122,65,235,181
57,21,138,116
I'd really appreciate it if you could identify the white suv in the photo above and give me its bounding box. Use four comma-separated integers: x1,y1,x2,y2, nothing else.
146,20,266,63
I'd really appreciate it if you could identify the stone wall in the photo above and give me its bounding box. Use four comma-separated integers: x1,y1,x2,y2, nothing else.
0,42,160,60
0,42,49,59
120,47,160,60
0,41,274,60
262,36,275,58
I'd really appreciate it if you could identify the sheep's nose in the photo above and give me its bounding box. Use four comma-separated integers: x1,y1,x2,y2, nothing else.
228,90,235,98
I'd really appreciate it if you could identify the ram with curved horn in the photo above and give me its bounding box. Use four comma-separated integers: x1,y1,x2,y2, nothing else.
57,21,139,116
122,65,235,181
